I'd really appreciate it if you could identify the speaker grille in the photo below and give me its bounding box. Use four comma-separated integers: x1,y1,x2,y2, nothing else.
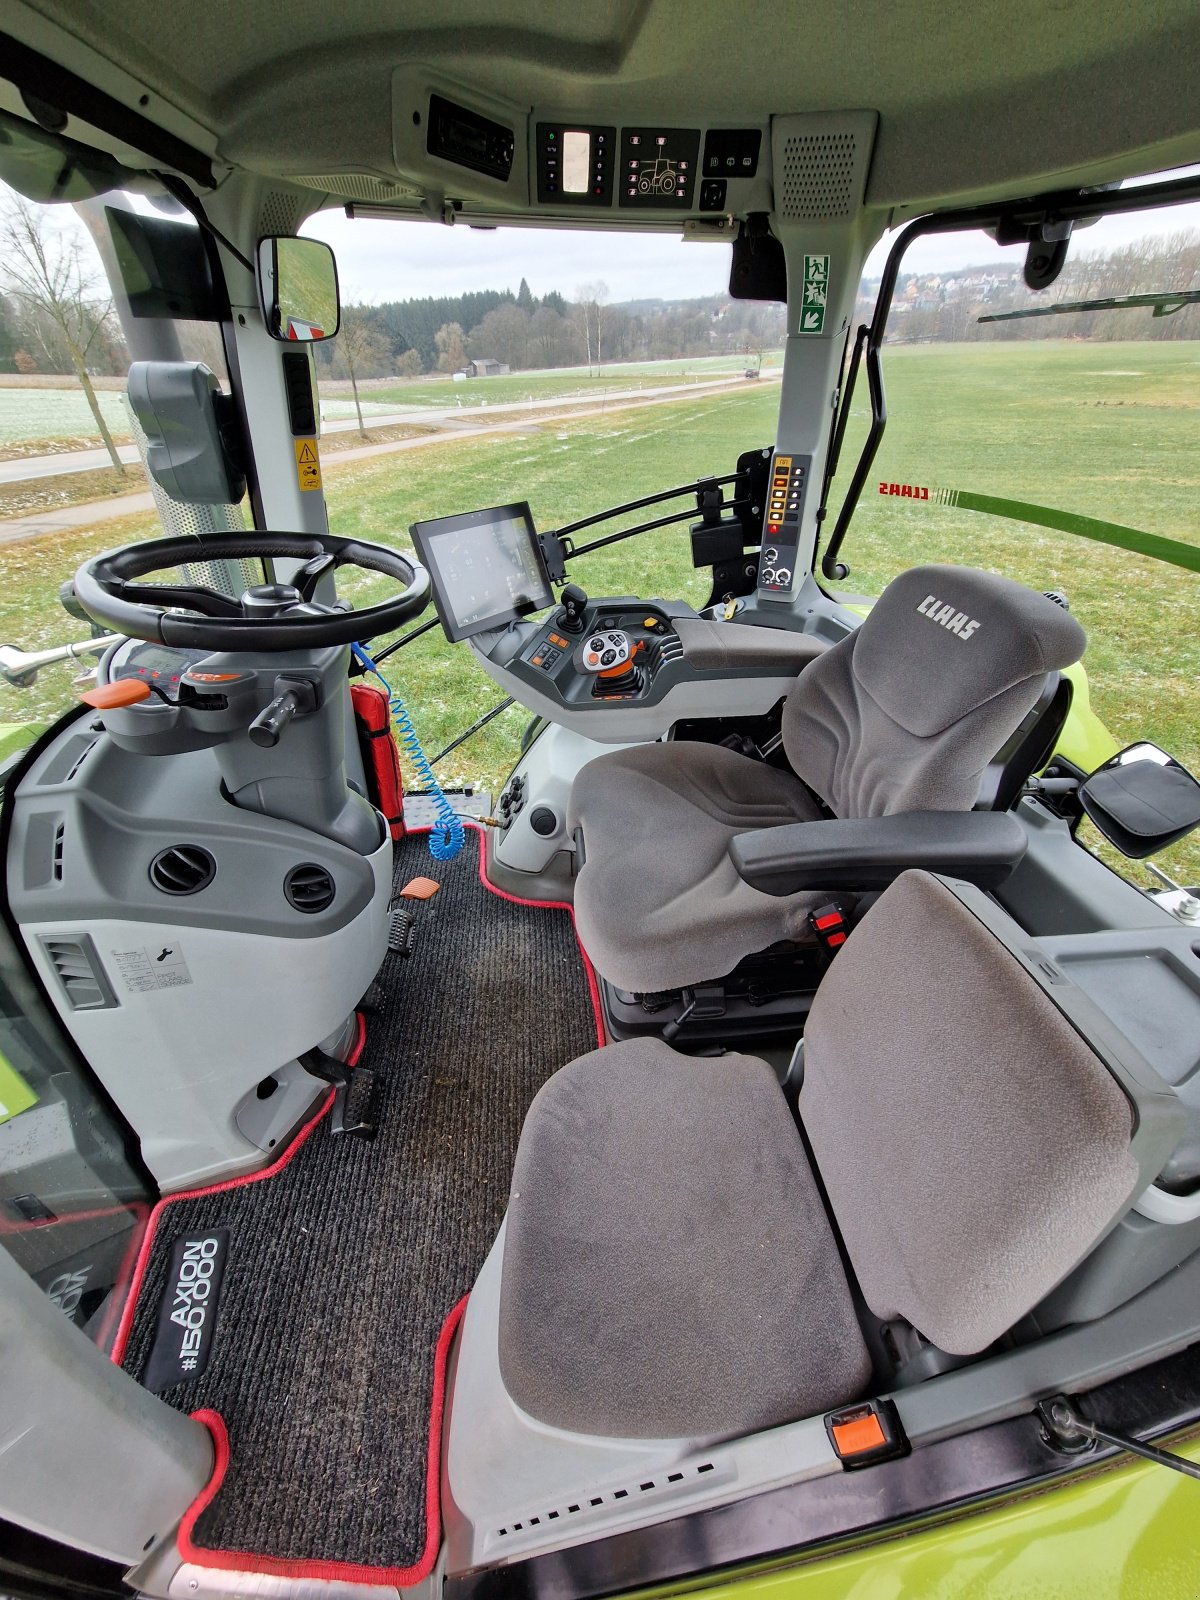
780,131,858,222
259,189,307,236
293,173,423,203
284,864,336,914
149,845,217,896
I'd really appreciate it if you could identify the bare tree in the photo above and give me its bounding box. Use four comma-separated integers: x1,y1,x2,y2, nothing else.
574,281,610,376
0,196,126,473
333,302,390,438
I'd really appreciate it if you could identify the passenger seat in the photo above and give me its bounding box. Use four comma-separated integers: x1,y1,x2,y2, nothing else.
497,870,1179,1439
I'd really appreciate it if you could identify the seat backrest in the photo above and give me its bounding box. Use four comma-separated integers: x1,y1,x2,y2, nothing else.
801,870,1181,1355
781,565,1086,817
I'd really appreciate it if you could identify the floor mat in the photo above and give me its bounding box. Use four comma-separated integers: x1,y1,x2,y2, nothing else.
113,825,602,1579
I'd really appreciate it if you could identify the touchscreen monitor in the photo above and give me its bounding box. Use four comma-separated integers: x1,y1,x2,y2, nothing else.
409,502,554,642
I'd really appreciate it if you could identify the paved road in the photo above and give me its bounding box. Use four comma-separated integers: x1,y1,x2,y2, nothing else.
0,373,769,488
0,375,775,548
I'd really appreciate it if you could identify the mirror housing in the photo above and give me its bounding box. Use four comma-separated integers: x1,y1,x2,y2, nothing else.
257,236,340,342
1079,743,1200,860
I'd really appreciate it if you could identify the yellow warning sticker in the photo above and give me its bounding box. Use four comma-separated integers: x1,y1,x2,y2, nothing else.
294,438,322,492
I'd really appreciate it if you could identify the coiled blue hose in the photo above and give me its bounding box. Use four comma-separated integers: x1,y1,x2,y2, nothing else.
352,643,465,861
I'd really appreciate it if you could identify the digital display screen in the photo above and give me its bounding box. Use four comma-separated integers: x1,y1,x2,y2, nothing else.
410,502,554,643
562,130,590,193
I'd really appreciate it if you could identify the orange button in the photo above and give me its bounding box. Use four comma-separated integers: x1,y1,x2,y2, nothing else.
831,1413,886,1457
81,679,152,709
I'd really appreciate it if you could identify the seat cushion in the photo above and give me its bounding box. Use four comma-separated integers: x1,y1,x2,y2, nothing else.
802,870,1140,1355
568,741,828,993
498,1037,872,1439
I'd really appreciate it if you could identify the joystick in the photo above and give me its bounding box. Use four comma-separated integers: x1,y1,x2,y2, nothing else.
558,583,589,635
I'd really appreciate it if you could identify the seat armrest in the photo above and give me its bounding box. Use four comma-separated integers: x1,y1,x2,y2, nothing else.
729,811,1028,897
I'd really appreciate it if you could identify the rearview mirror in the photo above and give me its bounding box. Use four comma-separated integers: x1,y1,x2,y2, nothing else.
1079,743,1200,860
257,236,340,342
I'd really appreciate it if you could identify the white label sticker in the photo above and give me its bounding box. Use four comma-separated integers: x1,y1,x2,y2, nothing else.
111,943,193,993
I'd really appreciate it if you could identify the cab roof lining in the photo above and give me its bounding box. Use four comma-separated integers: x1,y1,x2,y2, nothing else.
5,0,1200,209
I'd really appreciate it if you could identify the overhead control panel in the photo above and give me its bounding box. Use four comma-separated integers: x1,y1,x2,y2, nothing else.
391,73,771,218
619,127,700,209
535,123,616,206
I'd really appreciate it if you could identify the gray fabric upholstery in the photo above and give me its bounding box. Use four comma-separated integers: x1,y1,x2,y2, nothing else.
569,741,829,993
673,619,829,672
782,565,1086,816
498,1037,872,1438
802,870,1140,1355
570,566,1086,992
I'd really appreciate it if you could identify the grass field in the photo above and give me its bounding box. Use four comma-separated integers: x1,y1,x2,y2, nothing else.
339,354,774,413
1,339,1196,882
0,388,132,447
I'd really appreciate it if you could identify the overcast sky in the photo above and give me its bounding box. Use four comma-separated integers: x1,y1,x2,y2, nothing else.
302,169,1200,304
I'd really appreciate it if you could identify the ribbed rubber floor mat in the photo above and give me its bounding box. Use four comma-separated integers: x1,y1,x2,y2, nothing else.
115,828,601,1578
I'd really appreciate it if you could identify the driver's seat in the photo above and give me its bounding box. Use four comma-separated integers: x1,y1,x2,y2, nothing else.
568,565,1085,994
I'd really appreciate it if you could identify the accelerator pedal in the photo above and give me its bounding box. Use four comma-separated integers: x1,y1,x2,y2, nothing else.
299,1044,380,1141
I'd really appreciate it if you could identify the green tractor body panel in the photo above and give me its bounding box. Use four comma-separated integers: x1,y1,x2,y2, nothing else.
659,1433,1200,1600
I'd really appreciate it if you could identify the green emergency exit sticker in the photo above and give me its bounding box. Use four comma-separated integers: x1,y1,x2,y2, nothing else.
801,254,829,333
0,1047,37,1124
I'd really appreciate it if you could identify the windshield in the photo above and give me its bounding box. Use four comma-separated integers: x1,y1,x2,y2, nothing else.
828,198,1200,887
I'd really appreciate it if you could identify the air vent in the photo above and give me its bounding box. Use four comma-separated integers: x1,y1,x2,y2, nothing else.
780,130,858,222
496,1461,716,1540
149,845,217,896
52,821,65,881
284,863,335,914
39,934,115,1011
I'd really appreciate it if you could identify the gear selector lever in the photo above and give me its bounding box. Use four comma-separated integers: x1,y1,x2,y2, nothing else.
558,583,589,634
248,675,318,748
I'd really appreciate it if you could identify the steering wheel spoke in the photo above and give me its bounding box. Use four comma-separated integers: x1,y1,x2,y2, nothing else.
73,533,430,651
125,582,246,618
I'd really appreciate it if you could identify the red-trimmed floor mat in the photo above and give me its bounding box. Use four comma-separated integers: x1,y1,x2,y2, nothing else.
114,827,602,1580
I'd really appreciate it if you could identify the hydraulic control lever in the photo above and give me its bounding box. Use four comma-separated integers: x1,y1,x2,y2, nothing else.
558,582,589,634
248,675,319,748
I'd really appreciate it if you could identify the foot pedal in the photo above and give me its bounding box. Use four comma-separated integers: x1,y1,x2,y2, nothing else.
299,1044,380,1141
388,906,416,956
332,1065,380,1140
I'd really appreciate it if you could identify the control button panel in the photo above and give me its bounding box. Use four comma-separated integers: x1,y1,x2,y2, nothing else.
581,631,633,672
619,128,700,208
702,128,762,179
758,451,811,594
536,123,615,204
528,628,573,671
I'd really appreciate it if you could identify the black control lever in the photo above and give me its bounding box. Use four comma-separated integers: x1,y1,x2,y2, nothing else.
559,582,589,634
248,675,318,748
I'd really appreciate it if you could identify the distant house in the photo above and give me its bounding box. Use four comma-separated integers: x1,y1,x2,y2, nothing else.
466,357,509,377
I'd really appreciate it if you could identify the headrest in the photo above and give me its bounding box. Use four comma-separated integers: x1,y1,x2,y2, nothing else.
852,565,1086,738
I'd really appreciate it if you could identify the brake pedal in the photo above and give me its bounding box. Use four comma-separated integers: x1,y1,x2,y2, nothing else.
332,1065,380,1140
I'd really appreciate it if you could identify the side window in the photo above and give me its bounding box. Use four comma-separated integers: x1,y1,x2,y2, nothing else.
828,211,1200,889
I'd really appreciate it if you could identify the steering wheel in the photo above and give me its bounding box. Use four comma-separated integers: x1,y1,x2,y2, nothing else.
73,532,430,651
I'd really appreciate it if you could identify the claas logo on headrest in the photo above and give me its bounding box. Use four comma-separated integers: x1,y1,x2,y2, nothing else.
916,594,980,640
